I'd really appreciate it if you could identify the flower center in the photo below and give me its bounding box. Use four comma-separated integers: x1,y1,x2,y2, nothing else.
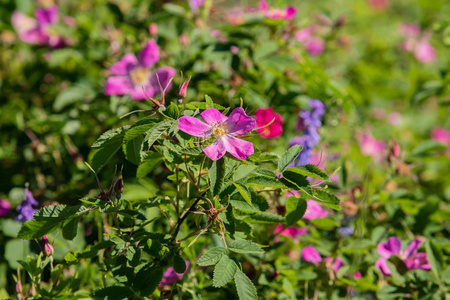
129,66,150,86
211,122,229,137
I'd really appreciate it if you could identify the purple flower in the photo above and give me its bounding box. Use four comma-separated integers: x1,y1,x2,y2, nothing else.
15,186,38,223
375,237,430,276
259,0,297,20
301,246,322,266
105,40,176,101
0,197,11,217
178,108,256,161
159,261,190,287
303,200,328,220
11,5,65,48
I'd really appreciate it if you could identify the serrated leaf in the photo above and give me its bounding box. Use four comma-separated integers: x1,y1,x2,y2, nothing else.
122,135,144,165
209,158,226,196
198,247,228,266
205,94,214,108
230,191,268,213
311,190,341,211
233,183,252,206
289,165,330,181
228,240,264,254
280,169,310,191
285,196,307,226
62,217,79,240
90,127,128,173
164,102,179,119
93,286,134,300
184,102,225,111
123,120,157,143
426,240,444,277
245,212,285,224
136,152,163,178
144,120,174,149
278,145,302,172
213,255,237,287
17,219,62,240
244,176,286,189
173,255,187,274
234,269,258,300
133,264,163,295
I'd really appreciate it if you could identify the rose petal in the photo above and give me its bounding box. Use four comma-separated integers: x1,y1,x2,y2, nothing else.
301,246,322,266
104,76,133,96
375,258,391,276
414,40,436,64
12,11,37,33
200,108,228,124
222,135,254,160
226,107,256,135
377,237,402,259
203,138,227,161
35,5,59,26
178,116,211,137
139,39,160,68
259,0,268,12
285,7,297,20
150,66,176,94
403,238,422,258
129,84,155,101
303,199,328,220
109,53,138,76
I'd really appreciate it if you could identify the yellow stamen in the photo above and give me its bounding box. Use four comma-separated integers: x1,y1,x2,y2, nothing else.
211,122,229,137
129,66,149,86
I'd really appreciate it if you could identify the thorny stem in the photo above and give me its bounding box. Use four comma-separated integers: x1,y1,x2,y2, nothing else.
171,196,203,241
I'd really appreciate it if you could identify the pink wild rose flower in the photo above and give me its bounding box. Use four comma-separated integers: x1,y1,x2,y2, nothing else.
273,224,307,242
295,27,325,56
105,40,176,100
375,237,430,276
259,0,297,20
12,5,66,48
255,108,283,138
431,127,450,146
303,199,328,220
399,24,436,64
178,108,256,161
356,132,386,163
301,246,322,266
0,197,11,217
159,261,190,287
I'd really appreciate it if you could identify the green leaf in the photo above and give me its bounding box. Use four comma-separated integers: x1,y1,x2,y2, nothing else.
90,126,128,173
5,240,29,269
164,102,179,119
205,94,214,109
289,165,330,181
62,217,79,240
143,120,174,149
233,183,252,206
213,255,237,287
122,135,144,165
244,176,286,189
234,269,258,300
197,247,228,266
123,119,157,143
209,158,226,196
278,145,302,172
280,169,311,196
230,191,268,213
311,190,341,211
426,240,444,277
184,102,225,111
285,196,307,226
17,219,61,240
245,212,285,224
93,286,134,300
233,165,257,182
136,152,164,178
133,264,163,296
228,240,264,254
53,82,95,112
173,255,187,274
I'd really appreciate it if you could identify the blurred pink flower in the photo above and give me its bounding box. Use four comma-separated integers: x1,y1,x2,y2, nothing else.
273,224,307,242
399,24,436,64
375,237,430,276
368,0,389,11
159,261,190,287
0,197,11,217
414,39,436,64
324,256,345,273
104,40,176,100
356,132,386,163
255,108,283,138
178,108,255,161
230,46,239,54
301,246,322,266
388,112,402,125
11,5,66,48
259,0,297,20
303,200,328,220
295,27,325,56
188,0,205,13
432,127,450,146
149,23,158,36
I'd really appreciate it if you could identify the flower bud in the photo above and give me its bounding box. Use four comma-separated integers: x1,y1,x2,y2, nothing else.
178,77,190,98
149,23,158,36
16,280,22,294
42,235,54,256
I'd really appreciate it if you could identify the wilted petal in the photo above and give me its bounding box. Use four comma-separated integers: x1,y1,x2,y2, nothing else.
150,66,176,94
200,108,228,124
35,5,59,26
376,258,391,276
178,116,211,137
130,84,155,101
222,135,254,160
139,39,160,68
104,76,133,96
109,53,138,75
403,238,422,258
227,107,256,135
301,246,322,266
203,138,227,161
377,237,402,259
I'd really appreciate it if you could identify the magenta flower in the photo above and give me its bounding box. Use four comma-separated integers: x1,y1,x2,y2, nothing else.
12,5,66,48
159,260,190,287
273,224,307,242
399,24,436,64
431,127,450,146
259,0,297,20
356,132,386,163
375,237,430,276
255,108,283,138
178,108,256,161
0,197,11,217
301,246,322,266
105,40,176,101
303,199,328,220
295,27,325,57
324,256,345,274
